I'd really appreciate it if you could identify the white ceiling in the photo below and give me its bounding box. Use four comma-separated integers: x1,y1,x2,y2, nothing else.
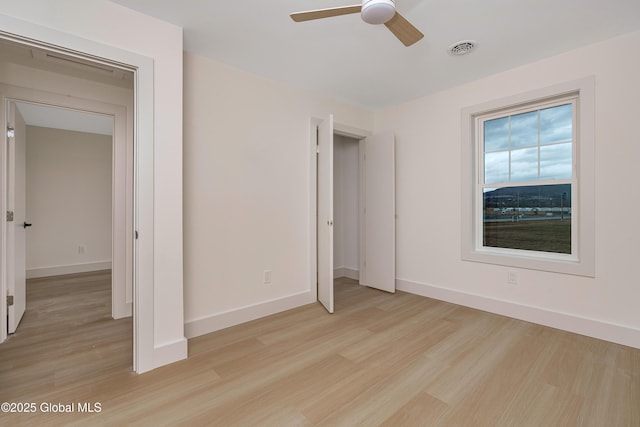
109,0,640,110
15,102,113,136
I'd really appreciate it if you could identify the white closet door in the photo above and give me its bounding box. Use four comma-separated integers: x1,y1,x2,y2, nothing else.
317,115,334,313
360,131,395,293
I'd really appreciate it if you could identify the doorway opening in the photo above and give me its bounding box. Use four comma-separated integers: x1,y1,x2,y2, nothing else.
311,116,396,314
20,103,115,280
333,133,363,309
333,133,361,281
0,36,136,371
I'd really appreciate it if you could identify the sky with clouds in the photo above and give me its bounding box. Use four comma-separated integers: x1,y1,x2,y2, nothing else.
484,103,573,184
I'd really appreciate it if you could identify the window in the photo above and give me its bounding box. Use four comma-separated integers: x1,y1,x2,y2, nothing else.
481,99,575,256
461,78,595,276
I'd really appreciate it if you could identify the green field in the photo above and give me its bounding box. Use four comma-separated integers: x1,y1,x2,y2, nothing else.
484,220,571,254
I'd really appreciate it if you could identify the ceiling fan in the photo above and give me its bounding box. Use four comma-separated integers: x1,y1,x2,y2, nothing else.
290,0,424,47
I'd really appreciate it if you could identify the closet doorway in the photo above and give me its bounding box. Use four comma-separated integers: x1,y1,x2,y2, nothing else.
333,134,361,282
313,115,396,313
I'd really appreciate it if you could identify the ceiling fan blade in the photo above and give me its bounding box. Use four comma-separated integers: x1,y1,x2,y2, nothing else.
384,12,424,46
290,5,362,22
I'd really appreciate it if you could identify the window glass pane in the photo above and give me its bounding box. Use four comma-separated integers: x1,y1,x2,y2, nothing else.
540,103,572,145
484,117,509,152
510,147,538,182
510,111,538,148
484,151,509,184
483,184,571,254
540,143,572,180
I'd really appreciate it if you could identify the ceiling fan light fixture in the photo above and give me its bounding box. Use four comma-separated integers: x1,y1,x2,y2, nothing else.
361,0,396,25
290,0,422,47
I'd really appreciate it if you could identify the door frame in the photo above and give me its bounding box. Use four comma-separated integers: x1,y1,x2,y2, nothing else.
3,90,132,321
0,19,155,373
309,117,371,303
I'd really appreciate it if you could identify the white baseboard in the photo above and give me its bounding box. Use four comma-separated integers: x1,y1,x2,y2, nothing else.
185,291,316,339
112,303,132,320
26,261,112,279
334,267,359,280
396,279,640,349
153,337,188,369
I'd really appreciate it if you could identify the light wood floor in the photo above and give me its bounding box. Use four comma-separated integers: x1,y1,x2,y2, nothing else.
1,274,638,426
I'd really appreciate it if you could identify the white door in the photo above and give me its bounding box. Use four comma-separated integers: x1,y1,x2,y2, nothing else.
7,101,26,333
317,115,334,313
360,131,395,293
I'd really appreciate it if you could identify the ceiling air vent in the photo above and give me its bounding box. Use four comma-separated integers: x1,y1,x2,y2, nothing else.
448,40,476,56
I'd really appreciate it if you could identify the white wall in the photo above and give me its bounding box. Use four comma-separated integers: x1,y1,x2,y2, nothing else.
0,0,185,371
183,52,373,337
375,31,640,348
26,126,112,277
333,134,360,278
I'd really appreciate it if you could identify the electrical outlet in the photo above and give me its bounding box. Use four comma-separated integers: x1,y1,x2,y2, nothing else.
263,270,271,284
78,245,87,254
507,271,518,285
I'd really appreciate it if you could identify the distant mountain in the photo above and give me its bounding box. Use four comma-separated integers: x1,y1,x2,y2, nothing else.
484,184,571,208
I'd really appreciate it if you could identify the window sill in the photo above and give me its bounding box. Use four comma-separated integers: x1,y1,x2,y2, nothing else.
462,248,594,277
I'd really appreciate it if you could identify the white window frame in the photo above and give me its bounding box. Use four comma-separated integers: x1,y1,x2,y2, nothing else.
461,77,595,277
478,96,577,259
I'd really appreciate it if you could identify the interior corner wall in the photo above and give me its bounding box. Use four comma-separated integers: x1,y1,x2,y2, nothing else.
333,134,360,278
183,52,373,337
0,1,186,371
374,30,640,348
25,126,112,278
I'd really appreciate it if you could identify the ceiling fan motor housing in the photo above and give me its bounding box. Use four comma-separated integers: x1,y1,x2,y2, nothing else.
361,0,396,24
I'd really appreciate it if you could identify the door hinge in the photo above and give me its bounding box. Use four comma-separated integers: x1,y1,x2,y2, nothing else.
6,211,14,222
135,230,139,240
316,144,320,154
7,295,14,307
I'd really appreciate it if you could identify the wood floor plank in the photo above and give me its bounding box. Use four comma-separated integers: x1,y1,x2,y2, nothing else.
443,323,557,425
1,275,638,426
313,353,447,426
381,391,449,427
